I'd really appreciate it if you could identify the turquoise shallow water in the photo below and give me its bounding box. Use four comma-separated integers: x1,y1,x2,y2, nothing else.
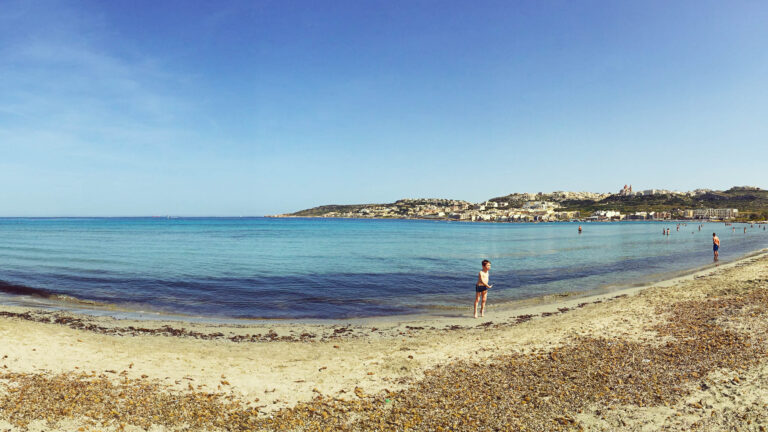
0,217,766,319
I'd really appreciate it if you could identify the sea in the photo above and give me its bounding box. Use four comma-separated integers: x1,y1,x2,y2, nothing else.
0,217,766,320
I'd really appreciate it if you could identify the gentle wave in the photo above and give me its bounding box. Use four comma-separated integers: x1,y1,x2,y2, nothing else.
0,280,58,298
0,218,766,319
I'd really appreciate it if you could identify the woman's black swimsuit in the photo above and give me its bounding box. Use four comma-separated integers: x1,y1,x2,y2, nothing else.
475,284,488,293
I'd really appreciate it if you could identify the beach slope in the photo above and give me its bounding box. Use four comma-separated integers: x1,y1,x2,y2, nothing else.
1,253,767,430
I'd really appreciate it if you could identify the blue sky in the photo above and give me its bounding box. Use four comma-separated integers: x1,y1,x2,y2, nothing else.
1,0,767,216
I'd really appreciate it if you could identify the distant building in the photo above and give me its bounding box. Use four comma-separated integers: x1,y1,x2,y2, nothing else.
554,211,580,220
593,210,623,220
522,201,558,210
618,184,633,196
692,208,739,219
627,211,648,220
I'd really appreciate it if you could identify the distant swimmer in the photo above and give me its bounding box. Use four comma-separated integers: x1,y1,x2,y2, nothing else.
578,225,582,234
744,227,747,233
713,233,720,261
667,228,670,235
474,260,492,318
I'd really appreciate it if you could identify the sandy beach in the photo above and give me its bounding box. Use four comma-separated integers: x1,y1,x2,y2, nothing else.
6,0,768,429
0,251,767,431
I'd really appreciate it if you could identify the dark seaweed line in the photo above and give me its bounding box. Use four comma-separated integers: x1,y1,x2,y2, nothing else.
0,293,624,345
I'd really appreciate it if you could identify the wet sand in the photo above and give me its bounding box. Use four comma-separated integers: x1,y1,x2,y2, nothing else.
1,250,767,430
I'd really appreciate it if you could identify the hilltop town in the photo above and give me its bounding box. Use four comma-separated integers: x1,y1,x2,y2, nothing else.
282,186,768,222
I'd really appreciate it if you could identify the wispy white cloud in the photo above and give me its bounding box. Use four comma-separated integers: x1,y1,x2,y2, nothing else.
0,1,198,168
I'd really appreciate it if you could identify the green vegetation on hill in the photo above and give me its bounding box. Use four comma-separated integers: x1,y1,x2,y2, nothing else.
289,204,379,217
557,187,768,220
288,187,768,221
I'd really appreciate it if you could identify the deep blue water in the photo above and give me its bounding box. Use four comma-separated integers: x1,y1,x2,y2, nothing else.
0,217,766,319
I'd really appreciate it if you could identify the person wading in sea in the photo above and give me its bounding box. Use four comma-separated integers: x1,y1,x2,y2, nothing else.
713,233,720,261
474,260,492,318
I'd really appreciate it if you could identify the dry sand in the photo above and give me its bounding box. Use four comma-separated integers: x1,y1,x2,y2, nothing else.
0,251,767,431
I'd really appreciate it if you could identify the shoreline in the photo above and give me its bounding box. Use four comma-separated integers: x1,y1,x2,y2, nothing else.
1,248,764,337
1,245,765,327
272,214,766,224
1,250,768,429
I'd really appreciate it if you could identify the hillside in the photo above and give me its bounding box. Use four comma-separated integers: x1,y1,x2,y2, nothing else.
286,187,768,221
556,187,768,219
289,204,378,217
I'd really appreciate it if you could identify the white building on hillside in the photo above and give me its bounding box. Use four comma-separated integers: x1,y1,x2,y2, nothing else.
692,208,738,219
523,201,558,210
